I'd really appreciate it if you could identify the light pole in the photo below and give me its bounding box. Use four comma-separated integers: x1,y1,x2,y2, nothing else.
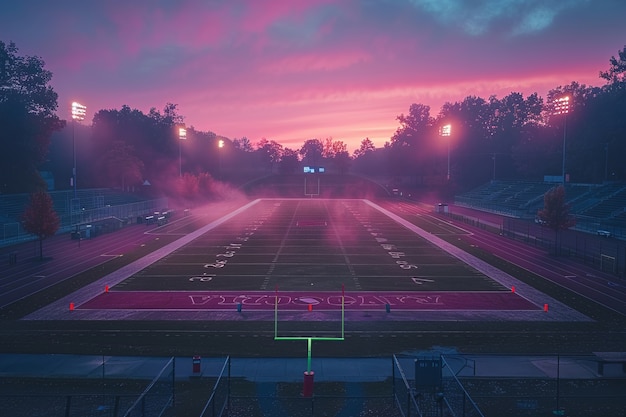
71,102,86,199
218,139,224,179
440,124,452,181
178,126,187,177
553,96,570,185
605,143,609,182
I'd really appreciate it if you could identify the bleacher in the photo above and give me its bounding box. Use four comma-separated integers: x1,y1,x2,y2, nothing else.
455,180,626,221
0,189,146,224
455,181,555,217
507,182,555,210
580,185,626,219
0,189,164,246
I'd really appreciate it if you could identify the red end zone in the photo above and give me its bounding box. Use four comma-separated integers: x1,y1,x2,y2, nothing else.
77,290,540,311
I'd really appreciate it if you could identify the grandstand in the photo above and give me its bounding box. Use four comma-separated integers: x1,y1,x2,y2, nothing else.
0,189,167,246
580,184,626,219
455,180,626,237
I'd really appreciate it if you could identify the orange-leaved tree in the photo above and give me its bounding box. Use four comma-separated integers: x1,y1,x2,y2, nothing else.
537,185,576,255
21,190,60,260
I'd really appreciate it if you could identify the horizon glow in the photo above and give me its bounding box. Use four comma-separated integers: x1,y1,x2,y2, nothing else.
1,0,625,152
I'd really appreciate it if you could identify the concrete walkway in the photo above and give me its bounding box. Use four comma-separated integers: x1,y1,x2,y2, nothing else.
1,353,621,382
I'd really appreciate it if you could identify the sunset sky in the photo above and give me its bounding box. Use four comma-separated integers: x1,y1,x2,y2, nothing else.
2,0,625,152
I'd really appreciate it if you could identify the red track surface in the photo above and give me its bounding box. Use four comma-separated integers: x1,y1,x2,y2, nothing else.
383,200,626,316
0,224,161,308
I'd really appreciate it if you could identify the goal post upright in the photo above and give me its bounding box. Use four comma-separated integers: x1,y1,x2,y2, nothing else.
273,285,345,343
273,285,345,396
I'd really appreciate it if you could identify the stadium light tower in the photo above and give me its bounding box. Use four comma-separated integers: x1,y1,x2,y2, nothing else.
553,96,570,185
440,124,452,181
178,126,187,177
218,139,225,179
71,101,86,198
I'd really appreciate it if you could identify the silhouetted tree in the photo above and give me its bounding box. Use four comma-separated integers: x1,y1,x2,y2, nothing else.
279,148,300,174
21,190,60,260
233,137,253,152
511,123,559,179
321,138,350,173
537,185,576,255
353,147,386,176
353,138,375,158
600,45,626,86
388,103,436,183
185,128,219,176
487,92,544,180
99,141,144,190
299,139,324,167
256,138,283,172
91,103,185,192
391,103,433,147
178,172,200,201
0,41,64,193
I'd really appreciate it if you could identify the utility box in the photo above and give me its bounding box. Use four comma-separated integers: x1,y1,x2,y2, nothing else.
415,356,442,391
435,203,448,213
192,356,201,374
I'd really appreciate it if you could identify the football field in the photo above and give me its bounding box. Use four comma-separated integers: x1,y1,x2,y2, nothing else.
29,199,588,321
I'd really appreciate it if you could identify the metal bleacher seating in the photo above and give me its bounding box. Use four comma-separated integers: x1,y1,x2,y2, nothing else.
1,189,163,246
580,185,626,219
455,181,626,222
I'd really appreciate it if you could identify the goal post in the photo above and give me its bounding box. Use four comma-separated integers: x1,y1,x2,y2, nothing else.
304,176,320,197
274,285,345,374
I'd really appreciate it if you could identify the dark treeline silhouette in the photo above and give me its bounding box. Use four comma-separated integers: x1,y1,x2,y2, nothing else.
0,41,65,194
2,39,625,200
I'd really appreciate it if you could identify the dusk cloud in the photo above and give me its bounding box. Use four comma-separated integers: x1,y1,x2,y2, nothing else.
410,0,591,36
0,0,622,151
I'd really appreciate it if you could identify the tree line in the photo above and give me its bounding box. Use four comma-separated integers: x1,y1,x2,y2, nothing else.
2,39,626,199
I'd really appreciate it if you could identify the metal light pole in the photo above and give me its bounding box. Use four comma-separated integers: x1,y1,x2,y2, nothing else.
178,126,187,177
218,139,224,179
440,124,452,181
71,102,86,199
605,143,609,182
553,96,570,185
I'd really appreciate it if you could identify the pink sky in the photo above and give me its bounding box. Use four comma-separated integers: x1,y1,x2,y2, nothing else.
2,0,625,152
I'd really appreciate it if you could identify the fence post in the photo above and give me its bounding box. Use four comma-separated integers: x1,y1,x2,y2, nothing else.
228,357,231,413
65,395,71,417
392,356,396,402
407,391,411,417
172,357,176,408
463,392,466,417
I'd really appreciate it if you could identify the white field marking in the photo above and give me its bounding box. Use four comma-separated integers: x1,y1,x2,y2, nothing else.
364,199,590,322
27,199,262,316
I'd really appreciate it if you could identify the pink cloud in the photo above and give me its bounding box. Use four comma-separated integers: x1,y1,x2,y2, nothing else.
260,49,371,74
4,0,624,155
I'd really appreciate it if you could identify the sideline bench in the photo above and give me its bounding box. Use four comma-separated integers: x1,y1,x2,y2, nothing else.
594,352,626,375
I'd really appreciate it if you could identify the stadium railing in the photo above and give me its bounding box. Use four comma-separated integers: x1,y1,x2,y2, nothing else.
198,356,231,417
122,356,175,417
